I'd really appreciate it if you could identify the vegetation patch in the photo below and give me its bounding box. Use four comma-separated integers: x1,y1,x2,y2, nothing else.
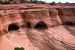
14,47,24,50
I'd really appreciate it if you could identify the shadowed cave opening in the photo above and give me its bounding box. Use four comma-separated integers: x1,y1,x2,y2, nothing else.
34,21,48,30
8,23,19,31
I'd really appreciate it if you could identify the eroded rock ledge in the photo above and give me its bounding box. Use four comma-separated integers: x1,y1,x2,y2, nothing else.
0,4,75,36
0,4,75,50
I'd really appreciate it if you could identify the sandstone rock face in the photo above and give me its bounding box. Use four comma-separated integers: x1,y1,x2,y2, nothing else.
0,8,63,36
0,4,75,50
57,8,75,23
57,8,75,36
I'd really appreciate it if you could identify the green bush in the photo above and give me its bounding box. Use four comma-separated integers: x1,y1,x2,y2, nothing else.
14,47,24,50
50,2,56,5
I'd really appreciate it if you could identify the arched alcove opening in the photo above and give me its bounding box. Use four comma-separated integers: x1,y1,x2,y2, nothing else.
8,23,19,31
34,21,48,30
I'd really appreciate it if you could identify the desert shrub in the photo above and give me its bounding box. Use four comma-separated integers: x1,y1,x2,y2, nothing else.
50,2,56,5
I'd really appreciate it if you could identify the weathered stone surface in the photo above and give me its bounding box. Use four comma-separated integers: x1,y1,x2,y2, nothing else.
57,8,75,23
0,4,75,50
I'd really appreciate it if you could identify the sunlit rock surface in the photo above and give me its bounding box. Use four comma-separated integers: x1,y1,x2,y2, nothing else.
0,3,75,50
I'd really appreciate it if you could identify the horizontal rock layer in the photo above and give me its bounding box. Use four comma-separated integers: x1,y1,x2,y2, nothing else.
0,4,75,36
0,4,75,50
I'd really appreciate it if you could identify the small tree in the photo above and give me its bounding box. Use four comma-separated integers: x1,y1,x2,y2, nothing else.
14,47,24,50
50,2,56,5
58,2,62,4
32,0,38,3
38,1,46,4
66,2,69,4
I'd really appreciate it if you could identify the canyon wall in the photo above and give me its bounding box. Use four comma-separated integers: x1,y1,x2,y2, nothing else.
0,4,75,50
0,4,75,36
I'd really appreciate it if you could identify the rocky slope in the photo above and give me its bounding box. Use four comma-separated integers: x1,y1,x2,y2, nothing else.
0,3,75,50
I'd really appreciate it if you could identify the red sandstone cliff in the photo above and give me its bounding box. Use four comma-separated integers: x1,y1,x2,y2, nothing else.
0,3,75,50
